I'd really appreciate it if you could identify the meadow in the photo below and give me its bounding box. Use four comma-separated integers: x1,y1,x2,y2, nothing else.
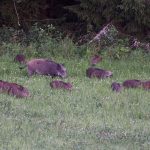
0,52,150,150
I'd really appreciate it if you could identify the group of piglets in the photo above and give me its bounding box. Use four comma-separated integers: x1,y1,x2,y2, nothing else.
112,80,150,92
0,54,149,98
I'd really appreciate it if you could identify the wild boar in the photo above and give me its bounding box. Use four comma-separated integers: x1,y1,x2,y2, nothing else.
14,54,26,64
27,59,67,78
123,79,142,88
50,80,73,90
8,83,30,98
111,82,123,92
90,54,102,66
86,67,113,79
0,80,30,98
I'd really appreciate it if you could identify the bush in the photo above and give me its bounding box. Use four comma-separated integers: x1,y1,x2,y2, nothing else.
95,37,132,60
0,24,89,59
68,0,150,41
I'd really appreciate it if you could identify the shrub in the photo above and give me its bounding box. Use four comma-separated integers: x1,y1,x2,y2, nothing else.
0,24,84,59
67,0,150,41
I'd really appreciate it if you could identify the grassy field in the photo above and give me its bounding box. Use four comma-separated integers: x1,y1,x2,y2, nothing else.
0,53,150,150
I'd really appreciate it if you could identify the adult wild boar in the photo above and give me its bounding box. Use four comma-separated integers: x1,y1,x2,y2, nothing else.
123,79,142,88
86,67,112,79
50,80,73,90
111,82,123,92
0,80,30,98
27,59,67,78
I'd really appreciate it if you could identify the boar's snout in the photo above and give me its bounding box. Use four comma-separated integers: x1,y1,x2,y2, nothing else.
105,71,113,78
111,82,123,92
57,64,67,78
21,89,30,98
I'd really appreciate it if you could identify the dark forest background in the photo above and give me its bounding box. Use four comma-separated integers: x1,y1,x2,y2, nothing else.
0,0,149,39
0,0,149,59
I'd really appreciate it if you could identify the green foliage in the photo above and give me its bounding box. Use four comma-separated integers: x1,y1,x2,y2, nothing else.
0,24,148,60
67,0,150,40
0,24,90,59
104,39,131,60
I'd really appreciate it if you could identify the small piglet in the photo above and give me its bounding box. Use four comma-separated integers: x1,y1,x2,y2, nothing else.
0,80,30,98
50,80,73,90
86,67,113,79
111,82,123,92
14,54,26,64
123,79,142,88
90,55,102,66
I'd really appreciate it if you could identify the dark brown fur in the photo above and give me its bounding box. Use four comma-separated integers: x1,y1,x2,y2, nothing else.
111,82,123,92
27,59,67,78
14,54,26,64
50,80,72,90
0,80,30,98
86,67,112,79
123,80,142,88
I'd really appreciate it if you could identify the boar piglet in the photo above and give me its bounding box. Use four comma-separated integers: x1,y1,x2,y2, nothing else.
123,79,142,88
14,54,26,64
8,83,30,98
0,80,30,98
27,59,67,78
86,67,113,79
90,55,102,66
50,80,73,90
111,82,123,92
142,80,150,90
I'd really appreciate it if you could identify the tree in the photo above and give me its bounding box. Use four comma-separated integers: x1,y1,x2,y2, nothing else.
67,0,150,41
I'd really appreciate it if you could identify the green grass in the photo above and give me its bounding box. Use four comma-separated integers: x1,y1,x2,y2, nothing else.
0,53,150,150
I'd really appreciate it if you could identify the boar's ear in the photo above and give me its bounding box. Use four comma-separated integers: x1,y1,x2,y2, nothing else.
57,64,62,70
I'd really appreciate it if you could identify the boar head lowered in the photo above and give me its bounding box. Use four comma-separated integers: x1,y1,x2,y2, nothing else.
111,82,123,92
86,67,113,79
27,59,67,78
